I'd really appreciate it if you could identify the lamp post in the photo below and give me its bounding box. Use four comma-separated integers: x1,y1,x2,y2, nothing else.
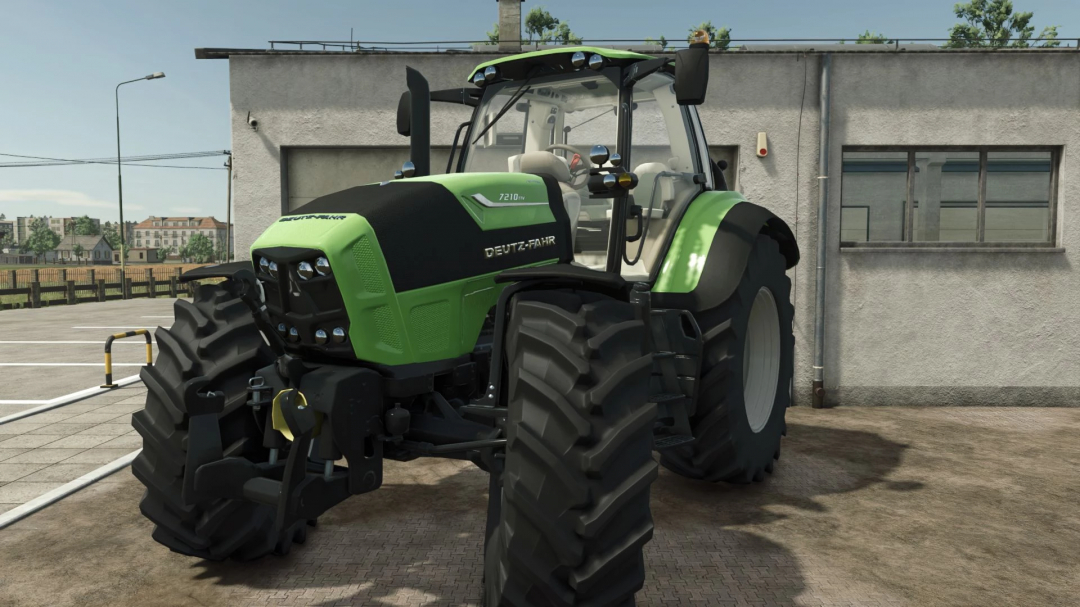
116,72,165,294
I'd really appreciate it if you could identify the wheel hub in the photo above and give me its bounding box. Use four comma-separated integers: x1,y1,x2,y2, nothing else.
743,287,781,433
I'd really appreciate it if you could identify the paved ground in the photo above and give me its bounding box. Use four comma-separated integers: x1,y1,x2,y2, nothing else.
0,406,1076,606
0,383,146,515
0,298,174,404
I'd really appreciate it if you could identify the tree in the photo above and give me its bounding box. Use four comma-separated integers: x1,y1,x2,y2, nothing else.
102,223,122,250
0,232,14,251
689,21,732,51
184,234,214,264
25,217,61,263
73,215,99,236
214,242,228,263
157,245,174,262
645,35,669,50
944,0,1060,48
857,30,890,44
72,243,85,265
487,22,500,44
524,6,582,45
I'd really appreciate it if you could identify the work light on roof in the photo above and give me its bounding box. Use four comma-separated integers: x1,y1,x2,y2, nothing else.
472,71,486,86
587,54,604,70
483,66,499,82
571,51,587,68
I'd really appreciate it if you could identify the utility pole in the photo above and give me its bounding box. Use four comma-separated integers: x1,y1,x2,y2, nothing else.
225,153,233,262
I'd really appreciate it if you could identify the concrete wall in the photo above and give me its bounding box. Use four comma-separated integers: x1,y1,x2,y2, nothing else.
226,50,1080,406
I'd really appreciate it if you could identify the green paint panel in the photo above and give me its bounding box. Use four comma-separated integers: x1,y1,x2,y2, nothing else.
467,46,654,81
653,191,749,294
252,207,560,366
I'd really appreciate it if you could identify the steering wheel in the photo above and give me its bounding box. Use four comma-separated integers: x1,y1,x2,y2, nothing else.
544,144,592,186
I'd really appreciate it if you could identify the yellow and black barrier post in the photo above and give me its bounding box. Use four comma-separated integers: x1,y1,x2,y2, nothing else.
101,329,153,388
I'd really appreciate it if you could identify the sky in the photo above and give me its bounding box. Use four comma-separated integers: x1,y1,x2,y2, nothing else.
0,0,1076,224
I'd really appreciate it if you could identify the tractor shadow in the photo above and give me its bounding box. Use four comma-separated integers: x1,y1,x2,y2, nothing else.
192,421,918,606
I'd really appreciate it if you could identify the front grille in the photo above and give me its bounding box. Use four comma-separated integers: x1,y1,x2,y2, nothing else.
252,246,352,358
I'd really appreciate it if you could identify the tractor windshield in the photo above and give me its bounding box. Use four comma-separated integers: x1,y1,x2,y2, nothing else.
463,73,620,269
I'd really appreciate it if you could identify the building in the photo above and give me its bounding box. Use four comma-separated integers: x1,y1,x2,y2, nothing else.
45,235,113,264
115,247,163,264
131,216,230,257
198,30,1080,406
47,216,102,238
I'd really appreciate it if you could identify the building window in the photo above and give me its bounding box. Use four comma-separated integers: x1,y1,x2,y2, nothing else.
840,147,1058,247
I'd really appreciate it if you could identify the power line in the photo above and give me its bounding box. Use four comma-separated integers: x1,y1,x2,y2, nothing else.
0,150,229,169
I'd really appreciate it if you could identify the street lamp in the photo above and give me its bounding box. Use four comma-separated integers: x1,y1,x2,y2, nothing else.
116,72,165,295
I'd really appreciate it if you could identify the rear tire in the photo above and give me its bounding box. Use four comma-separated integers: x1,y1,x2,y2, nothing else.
484,289,657,607
659,235,794,483
131,281,303,561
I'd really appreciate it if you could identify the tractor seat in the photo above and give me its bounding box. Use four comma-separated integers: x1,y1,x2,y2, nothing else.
512,152,581,245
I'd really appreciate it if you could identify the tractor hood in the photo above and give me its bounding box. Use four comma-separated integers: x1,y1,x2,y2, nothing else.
252,172,572,294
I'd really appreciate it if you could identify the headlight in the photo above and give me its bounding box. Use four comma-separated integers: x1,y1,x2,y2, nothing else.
288,327,299,342
268,261,279,279
332,327,347,343
297,261,314,280
259,257,269,273
315,256,331,276
314,329,328,345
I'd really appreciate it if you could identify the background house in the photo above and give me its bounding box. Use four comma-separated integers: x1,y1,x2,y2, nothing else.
45,235,112,264
199,15,1080,407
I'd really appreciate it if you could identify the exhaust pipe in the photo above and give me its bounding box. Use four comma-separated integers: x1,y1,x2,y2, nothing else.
405,67,430,178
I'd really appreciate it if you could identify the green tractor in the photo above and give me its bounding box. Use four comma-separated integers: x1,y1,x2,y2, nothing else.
131,41,798,606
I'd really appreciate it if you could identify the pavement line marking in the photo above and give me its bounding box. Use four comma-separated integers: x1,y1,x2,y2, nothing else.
0,374,141,425
0,400,50,405
72,326,153,329
0,341,156,345
0,363,147,367
141,316,173,318
0,449,140,530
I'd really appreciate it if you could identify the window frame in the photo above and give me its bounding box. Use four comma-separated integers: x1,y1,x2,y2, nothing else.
841,145,1059,249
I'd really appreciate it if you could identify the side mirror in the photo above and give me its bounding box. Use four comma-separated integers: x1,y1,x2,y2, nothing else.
675,43,710,105
397,91,411,137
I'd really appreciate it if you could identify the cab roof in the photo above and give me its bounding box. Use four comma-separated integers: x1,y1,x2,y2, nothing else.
467,46,654,83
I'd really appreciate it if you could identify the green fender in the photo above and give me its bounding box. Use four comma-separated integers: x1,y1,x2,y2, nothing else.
652,191,799,312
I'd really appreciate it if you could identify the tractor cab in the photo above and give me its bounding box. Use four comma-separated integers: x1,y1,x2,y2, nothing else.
398,41,716,281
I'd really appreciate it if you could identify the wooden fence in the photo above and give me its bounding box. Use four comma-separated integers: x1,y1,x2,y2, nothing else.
0,264,211,310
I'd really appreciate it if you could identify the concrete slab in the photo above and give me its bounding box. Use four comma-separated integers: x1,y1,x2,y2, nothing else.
0,384,147,511
19,464,100,483
0,481,64,503
0,298,175,401
60,448,135,464
0,463,49,482
0,448,32,462
0,407,1076,606
3,449,86,464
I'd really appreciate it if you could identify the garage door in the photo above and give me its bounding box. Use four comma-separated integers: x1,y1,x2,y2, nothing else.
285,146,453,212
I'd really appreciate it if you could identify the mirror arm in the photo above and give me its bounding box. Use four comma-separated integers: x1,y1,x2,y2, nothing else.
623,57,674,87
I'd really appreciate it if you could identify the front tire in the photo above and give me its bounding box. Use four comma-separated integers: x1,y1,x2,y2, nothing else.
131,281,301,560
484,289,657,606
660,235,794,483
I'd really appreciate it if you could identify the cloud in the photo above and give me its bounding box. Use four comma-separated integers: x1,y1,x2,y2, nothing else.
0,189,144,211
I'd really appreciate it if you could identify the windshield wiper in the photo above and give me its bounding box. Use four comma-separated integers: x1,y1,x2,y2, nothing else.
471,70,541,145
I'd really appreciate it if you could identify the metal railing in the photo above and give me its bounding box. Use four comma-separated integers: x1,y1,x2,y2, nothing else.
101,329,153,388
